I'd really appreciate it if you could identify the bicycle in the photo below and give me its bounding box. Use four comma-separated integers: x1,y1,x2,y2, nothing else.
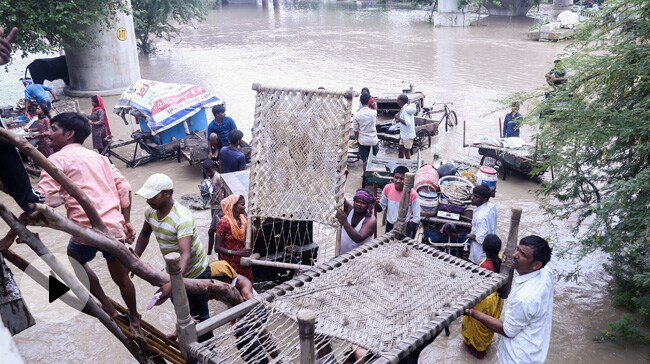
421,102,458,132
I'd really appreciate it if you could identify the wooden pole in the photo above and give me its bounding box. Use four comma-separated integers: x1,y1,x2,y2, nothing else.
0,207,150,363
463,120,467,147
241,255,314,271
195,299,260,337
394,172,415,235
24,204,243,306
498,207,522,299
0,128,109,235
164,252,198,363
297,309,316,364
499,117,503,138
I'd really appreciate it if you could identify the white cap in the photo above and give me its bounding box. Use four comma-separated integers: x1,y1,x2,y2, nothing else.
136,173,173,199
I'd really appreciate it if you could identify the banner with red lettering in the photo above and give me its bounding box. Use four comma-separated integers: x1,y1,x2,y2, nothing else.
113,79,222,134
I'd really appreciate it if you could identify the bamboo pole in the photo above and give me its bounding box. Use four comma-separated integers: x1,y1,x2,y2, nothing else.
0,128,108,235
498,207,522,299
0,205,150,363
241,254,314,271
394,172,415,235
499,117,503,138
164,252,198,363
297,309,316,364
463,120,467,147
195,298,261,337
25,204,243,306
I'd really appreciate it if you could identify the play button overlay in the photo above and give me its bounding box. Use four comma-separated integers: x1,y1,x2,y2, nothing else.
49,274,70,303
18,252,91,324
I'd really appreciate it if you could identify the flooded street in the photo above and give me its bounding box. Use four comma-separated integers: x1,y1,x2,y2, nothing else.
2,1,648,363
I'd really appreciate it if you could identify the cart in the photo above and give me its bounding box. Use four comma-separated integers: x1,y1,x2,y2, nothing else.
376,116,440,151
462,121,548,181
109,79,222,168
374,84,426,115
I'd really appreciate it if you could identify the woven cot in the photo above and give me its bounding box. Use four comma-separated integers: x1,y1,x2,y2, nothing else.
192,233,508,364
247,85,353,226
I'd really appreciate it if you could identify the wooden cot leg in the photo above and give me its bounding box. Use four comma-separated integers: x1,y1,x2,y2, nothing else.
164,252,199,363
298,309,316,364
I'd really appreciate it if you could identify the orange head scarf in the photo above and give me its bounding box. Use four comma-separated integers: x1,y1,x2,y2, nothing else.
220,194,248,241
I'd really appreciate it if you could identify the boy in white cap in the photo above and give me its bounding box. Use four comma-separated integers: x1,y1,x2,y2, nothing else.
133,173,212,340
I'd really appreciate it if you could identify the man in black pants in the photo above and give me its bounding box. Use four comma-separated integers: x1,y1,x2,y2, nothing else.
0,27,43,217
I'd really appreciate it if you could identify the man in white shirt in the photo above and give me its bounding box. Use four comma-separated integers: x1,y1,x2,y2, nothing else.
465,235,554,364
352,92,379,167
467,185,497,264
394,93,416,160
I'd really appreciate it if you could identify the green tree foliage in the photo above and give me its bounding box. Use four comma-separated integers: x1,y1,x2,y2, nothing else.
132,0,211,54
529,0,650,327
0,0,127,56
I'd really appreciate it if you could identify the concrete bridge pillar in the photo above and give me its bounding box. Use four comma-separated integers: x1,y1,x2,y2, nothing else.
434,0,471,27
64,0,140,96
552,0,573,18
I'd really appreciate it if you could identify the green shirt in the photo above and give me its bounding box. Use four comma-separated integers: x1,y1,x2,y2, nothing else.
145,201,208,279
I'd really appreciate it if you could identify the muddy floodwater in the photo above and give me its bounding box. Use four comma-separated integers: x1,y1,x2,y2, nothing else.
2,1,648,363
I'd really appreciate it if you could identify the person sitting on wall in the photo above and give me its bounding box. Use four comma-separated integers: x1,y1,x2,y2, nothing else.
358,87,376,111
379,165,420,238
219,129,247,174
208,104,237,160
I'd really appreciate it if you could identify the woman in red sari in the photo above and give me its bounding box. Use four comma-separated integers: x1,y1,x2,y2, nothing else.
87,95,112,153
214,194,253,282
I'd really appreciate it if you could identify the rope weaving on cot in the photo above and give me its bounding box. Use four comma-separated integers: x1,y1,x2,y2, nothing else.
247,85,353,226
193,234,508,363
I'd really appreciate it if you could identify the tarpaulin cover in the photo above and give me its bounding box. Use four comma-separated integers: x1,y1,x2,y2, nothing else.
113,79,222,134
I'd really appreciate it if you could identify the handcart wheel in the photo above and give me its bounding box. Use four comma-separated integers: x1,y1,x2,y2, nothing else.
414,130,431,151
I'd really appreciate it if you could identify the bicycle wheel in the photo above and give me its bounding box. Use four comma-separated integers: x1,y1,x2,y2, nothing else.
448,110,458,127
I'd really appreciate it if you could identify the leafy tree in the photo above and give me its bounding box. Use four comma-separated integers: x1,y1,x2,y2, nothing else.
0,0,128,56
132,0,212,54
526,0,650,331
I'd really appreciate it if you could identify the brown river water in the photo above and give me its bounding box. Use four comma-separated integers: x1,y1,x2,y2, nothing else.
2,1,648,363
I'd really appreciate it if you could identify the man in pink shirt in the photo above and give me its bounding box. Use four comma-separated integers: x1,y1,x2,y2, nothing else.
38,112,140,331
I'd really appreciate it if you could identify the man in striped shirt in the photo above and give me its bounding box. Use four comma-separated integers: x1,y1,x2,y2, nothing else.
133,173,212,340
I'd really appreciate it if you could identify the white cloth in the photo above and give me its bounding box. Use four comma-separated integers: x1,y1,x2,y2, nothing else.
557,10,579,28
469,202,497,264
398,103,417,139
352,106,379,146
339,210,372,255
498,266,554,364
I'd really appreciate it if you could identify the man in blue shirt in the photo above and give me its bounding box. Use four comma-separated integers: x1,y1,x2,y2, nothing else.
503,102,522,138
207,104,237,160
219,129,246,173
22,78,58,115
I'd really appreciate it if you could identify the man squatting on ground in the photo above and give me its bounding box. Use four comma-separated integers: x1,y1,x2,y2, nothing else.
465,235,554,364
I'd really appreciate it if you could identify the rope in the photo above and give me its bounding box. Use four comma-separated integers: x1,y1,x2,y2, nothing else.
193,235,507,363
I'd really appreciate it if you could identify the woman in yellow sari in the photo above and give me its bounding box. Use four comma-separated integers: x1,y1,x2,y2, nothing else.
462,234,505,359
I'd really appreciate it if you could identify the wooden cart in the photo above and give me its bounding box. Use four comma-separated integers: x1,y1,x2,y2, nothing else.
376,116,440,151
374,84,426,115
